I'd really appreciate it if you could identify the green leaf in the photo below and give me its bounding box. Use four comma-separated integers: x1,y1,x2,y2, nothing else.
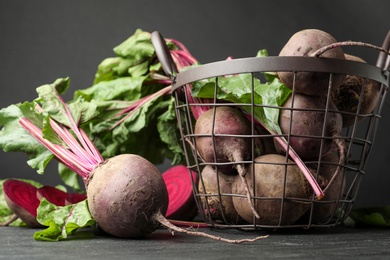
0,104,54,174
157,97,184,165
94,57,122,84
0,180,13,218
345,206,390,228
34,199,95,241
74,77,147,102
113,29,155,60
36,78,99,128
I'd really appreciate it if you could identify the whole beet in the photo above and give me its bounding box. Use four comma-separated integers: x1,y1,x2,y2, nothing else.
331,54,382,127
278,29,346,96
278,93,343,160
198,165,243,224
86,154,168,238
194,106,252,174
232,154,314,225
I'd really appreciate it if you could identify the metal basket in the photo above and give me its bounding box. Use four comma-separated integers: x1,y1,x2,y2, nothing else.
152,31,390,230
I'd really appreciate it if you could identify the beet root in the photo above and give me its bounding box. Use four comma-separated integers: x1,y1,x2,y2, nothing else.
278,93,343,160
194,106,252,174
198,165,243,224
3,179,42,228
232,154,316,225
331,54,382,127
86,154,169,238
278,29,346,96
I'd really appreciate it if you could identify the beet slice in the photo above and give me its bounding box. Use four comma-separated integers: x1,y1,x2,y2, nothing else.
66,193,87,205
37,185,86,205
162,165,198,220
37,186,68,206
3,179,42,227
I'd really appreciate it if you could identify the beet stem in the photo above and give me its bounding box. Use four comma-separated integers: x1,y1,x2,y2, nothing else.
154,211,268,244
110,86,172,130
19,118,93,177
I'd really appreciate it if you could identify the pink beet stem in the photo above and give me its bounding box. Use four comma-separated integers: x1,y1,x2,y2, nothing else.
19,84,104,179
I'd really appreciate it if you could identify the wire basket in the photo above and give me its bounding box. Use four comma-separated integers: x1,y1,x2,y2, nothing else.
152,31,390,230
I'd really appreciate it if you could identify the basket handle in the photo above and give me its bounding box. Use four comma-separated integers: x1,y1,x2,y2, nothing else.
151,31,178,79
376,30,390,71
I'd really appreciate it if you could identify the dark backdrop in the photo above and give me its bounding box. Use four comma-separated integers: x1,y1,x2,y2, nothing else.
1,0,389,207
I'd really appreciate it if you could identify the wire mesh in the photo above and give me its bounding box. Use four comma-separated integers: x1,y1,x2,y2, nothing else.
151,30,390,230
172,57,389,230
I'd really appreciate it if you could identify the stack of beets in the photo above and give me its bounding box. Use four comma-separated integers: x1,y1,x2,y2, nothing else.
195,29,382,227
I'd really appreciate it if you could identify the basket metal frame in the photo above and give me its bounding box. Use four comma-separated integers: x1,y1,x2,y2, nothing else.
152,31,390,230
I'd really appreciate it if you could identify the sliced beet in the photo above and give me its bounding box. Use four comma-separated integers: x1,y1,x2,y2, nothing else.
3,179,42,228
66,192,87,205
162,165,199,221
37,185,86,205
37,186,68,206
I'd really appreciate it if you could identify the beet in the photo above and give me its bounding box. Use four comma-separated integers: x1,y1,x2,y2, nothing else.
331,54,382,127
278,29,346,96
37,186,68,206
232,154,316,225
278,93,343,160
162,165,198,221
194,106,252,174
37,185,86,206
85,154,168,238
198,165,243,224
3,179,42,228
66,193,87,205
2,180,88,227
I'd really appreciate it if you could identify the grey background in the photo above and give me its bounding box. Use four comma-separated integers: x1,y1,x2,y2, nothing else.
0,0,389,207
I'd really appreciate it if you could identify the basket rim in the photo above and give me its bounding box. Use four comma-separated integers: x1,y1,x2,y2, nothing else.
172,56,389,91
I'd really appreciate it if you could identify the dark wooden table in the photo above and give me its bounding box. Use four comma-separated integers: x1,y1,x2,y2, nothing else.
2,225,390,259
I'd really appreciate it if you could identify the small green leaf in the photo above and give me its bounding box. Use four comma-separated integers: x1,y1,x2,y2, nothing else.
346,206,390,227
157,97,184,165
34,199,95,241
